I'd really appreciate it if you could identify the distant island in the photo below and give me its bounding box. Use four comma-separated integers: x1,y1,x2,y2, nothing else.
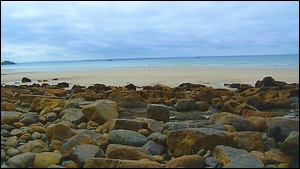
1,61,16,65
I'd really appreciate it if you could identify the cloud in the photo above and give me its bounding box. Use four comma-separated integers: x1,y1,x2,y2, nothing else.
1,1,299,62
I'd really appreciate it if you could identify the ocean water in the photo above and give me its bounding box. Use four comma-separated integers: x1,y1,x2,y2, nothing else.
1,54,299,73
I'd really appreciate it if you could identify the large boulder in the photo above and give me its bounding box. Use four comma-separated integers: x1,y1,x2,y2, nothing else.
213,145,265,168
165,154,205,168
82,99,119,124
106,144,154,161
174,99,196,111
145,104,170,123
108,91,150,108
166,128,233,157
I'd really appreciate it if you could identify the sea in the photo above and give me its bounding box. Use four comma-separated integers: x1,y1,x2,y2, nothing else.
1,54,299,73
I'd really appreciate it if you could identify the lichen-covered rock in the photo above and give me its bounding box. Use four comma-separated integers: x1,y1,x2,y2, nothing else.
264,148,294,165
82,99,119,124
108,129,147,147
232,131,264,152
84,158,163,168
145,104,170,122
166,128,233,157
165,154,205,168
108,91,150,108
106,144,154,161
19,139,49,153
213,145,265,168
135,117,164,133
174,99,196,111
33,152,62,168
1,102,16,111
109,118,147,132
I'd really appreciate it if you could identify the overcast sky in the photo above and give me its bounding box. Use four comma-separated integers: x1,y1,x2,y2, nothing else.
1,1,299,63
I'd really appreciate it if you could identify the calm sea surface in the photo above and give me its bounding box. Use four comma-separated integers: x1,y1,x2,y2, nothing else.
1,55,299,73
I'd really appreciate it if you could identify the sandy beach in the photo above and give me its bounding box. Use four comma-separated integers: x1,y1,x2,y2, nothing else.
1,66,299,89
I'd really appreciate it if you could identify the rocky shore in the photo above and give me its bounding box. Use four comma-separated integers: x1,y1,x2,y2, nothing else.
1,76,299,168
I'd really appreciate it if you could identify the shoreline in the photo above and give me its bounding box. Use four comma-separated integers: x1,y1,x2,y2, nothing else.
1,66,299,89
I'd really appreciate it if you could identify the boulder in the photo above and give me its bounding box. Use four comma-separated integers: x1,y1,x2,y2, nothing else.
165,154,205,168
33,152,62,168
108,91,150,108
106,144,154,161
71,144,105,167
145,104,170,122
174,99,196,111
84,158,163,168
1,111,22,125
213,145,264,168
82,99,119,124
166,128,233,157
109,118,148,132
108,129,147,147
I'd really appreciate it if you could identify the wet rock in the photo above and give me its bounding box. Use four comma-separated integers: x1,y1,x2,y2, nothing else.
21,77,31,83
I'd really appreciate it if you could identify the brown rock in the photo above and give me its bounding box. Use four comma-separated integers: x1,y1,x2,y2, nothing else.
109,118,147,132
19,139,49,153
165,154,205,168
250,150,276,166
265,148,294,165
1,102,16,111
232,131,264,152
108,91,150,108
106,144,154,161
46,88,67,97
1,111,22,125
191,87,220,104
145,104,170,123
33,152,62,168
166,128,233,157
82,99,119,124
84,158,163,168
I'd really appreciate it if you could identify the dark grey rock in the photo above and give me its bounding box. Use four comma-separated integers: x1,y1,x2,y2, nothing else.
108,129,147,147
205,157,223,168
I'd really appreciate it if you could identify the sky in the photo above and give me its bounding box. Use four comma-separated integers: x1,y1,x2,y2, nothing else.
1,1,299,63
